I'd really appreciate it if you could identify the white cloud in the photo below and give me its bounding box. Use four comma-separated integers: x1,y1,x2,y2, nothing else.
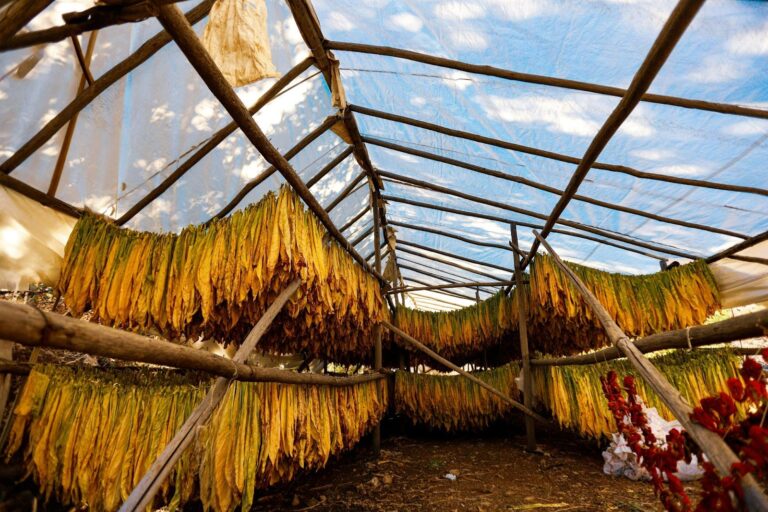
629,148,675,161
410,96,427,107
434,2,485,21
722,120,768,138
686,55,747,85
441,70,474,91
449,29,488,51
326,11,356,32
486,0,559,21
387,12,423,32
650,164,708,177
727,21,768,56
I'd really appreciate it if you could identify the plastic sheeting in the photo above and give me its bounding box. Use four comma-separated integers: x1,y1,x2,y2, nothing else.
0,1,766,310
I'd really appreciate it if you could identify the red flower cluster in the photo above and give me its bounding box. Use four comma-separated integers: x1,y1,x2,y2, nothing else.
601,349,768,512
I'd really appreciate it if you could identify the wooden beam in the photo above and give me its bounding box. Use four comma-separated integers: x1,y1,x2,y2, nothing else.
206,116,338,222
389,220,516,252
532,309,768,367
350,224,373,246
512,224,536,451
706,230,768,264
305,146,353,188
524,1,707,268
326,41,768,122
47,31,99,197
383,194,684,260
121,278,302,511
325,171,366,213
370,137,747,240
0,172,82,217
0,0,216,176
339,206,369,232
531,229,768,510
398,240,514,274
397,248,505,281
383,320,549,424
399,256,498,287
0,300,386,386
370,180,383,455
352,105,768,198
0,0,53,46
388,280,516,294
116,57,315,225
402,276,480,301
397,263,494,295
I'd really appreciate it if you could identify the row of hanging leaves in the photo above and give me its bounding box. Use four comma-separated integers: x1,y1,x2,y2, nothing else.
394,348,742,439
5,365,388,512
58,186,389,362
395,255,720,360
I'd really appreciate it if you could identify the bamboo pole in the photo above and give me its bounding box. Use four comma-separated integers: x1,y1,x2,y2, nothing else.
325,43,768,121
379,173,704,259
120,279,301,511
48,31,99,196
0,300,385,386
0,0,52,46
387,280,516,294
0,0,216,176
116,57,316,225
371,138,747,240
512,224,536,451
531,230,768,511
383,194,694,261
382,321,549,425
156,4,386,281
352,105,768,198
532,309,768,367
523,0,707,268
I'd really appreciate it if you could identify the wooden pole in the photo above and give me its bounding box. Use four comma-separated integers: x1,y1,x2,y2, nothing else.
305,146,354,188
531,230,768,511
0,0,53,46
397,264,494,295
371,138,747,240
384,194,695,261
116,57,316,225
380,174,704,259
532,309,768,366
0,165,82,217
120,279,301,511
387,280,516,294
352,105,768,198
326,42,768,122
0,0,216,176
706,230,768,264
389,220,518,252
339,207,369,233
0,300,385,386
523,0,707,268
370,181,383,455
511,224,536,451
326,171,366,212
48,31,99,197
155,4,385,282
69,34,94,85
383,321,549,425
403,276,480,302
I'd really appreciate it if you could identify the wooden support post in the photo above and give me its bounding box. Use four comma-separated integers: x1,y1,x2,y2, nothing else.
120,279,301,511
48,31,98,197
532,309,768,366
531,230,768,511
511,224,536,451
523,0,707,268
383,320,549,425
370,181,383,455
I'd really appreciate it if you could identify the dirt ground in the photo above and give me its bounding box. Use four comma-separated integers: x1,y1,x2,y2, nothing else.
247,426,703,512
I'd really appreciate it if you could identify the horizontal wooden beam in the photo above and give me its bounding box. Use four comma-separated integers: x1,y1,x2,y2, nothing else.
398,240,514,274
327,41,768,121
369,137,747,240
353,105,768,198
116,57,316,225
350,224,373,246
532,309,768,366
383,194,693,260
706,229,768,264
326,171,366,212
398,263,494,295
389,220,514,252
339,207,369,233
398,254,499,284
388,280,516,294
0,0,216,176
305,146,354,188
402,276,480,301
0,172,82,218
0,300,385,386
380,172,709,259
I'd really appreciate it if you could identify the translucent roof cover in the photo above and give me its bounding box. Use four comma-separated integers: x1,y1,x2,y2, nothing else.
0,0,766,308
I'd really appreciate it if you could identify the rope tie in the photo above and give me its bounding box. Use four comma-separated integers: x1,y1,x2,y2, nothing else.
685,326,693,351
31,304,53,347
